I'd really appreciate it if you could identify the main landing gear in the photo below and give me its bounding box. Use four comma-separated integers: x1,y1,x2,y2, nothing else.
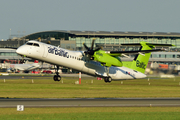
53,65,61,81
104,77,112,83
103,66,112,83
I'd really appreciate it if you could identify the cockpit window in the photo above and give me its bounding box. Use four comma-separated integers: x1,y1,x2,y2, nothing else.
34,43,39,47
26,42,33,45
26,42,39,47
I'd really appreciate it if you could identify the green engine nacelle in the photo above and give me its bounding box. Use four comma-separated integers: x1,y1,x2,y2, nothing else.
93,50,123,67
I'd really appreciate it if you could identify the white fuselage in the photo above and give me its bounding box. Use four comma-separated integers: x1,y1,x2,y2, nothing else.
16,40,146,80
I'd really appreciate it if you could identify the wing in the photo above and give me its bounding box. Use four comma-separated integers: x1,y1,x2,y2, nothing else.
106,42,174,57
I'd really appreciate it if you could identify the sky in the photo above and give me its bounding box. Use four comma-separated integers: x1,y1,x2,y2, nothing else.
1,0,180,40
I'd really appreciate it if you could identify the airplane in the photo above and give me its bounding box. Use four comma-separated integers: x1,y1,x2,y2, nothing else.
16,40,173,82
7,60,40,73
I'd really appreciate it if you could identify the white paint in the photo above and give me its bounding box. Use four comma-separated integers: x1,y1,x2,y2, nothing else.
17,105,24,111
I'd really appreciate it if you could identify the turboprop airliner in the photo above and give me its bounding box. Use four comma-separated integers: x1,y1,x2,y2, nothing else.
16,40,173,82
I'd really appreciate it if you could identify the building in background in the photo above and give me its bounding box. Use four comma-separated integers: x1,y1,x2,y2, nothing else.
2,30,180,51
1,30,180,73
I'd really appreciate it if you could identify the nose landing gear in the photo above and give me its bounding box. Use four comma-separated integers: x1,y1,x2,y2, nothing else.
53,65,61,81
20,55,26,63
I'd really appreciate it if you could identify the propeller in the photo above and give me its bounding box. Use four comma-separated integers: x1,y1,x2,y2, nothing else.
83,39,101,56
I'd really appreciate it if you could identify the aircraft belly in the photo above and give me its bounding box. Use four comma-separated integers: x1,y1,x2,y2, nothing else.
113,67,146,80
83,61,103,76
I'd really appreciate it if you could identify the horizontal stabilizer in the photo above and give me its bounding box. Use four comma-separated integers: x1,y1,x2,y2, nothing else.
121,43,175,47
121,41,173,74
106,49,165,56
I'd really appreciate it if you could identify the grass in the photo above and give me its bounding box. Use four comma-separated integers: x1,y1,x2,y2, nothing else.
1,76,180,120
0,107,180,120
0,76,180,98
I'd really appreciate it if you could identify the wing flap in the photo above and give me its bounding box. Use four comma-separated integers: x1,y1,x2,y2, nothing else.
95,71,108,78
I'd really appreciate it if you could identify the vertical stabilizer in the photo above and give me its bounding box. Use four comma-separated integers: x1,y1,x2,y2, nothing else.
123,41,153,73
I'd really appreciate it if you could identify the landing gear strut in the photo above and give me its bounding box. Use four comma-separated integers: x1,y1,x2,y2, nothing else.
104,66,110,76
53,65,61,81
20,55,25,63
104,77,112,83
103,66,112,83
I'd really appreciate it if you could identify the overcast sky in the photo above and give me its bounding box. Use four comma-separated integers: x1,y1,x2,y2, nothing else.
0,0,180,40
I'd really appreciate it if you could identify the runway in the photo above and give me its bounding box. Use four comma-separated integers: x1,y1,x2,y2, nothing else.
0,74,92,79
0,98,180,108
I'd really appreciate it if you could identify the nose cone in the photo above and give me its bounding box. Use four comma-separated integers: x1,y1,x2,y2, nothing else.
16,47,22,55
16,46,26,55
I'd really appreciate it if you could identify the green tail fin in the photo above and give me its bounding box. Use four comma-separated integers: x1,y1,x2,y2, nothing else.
122,42,174,73
123,41,154,73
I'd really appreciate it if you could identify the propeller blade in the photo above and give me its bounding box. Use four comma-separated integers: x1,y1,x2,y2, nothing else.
91,39,95,50
83,43,89,50
83,39,97,56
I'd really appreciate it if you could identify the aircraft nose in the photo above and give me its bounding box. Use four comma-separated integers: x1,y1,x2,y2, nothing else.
16,46,26,55
16,48,21,54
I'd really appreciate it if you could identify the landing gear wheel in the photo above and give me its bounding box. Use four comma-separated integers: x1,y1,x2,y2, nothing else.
53,65,61,82
53,75,61,81
104,77,112,83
